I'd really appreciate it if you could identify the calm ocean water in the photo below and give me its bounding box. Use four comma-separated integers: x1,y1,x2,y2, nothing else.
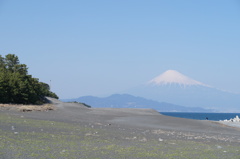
160,112,240,121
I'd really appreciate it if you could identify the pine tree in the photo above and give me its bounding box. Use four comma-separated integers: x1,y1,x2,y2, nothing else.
0,54,58,104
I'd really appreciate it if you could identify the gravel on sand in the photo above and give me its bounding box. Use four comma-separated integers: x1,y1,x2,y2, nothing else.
0,97,239,159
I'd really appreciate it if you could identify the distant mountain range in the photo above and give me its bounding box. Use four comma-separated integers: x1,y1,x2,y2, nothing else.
62,70,240,112
61,94,213,112
124,70,240,112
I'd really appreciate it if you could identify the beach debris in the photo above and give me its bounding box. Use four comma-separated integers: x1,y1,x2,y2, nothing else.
152,129,166,135
85,132,100,137
139,137,147,142
216,145,222,149
60,150,66,154
158,138,163,142
125,136,137,140
94,122,103,126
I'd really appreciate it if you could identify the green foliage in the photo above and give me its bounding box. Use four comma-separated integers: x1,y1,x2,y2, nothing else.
69,101,91,108
0,54,58,104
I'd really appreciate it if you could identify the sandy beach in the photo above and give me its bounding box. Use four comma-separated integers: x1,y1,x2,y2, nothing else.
0,98,240,158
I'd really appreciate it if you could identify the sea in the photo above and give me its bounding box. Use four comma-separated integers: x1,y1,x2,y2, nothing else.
160,112,240,121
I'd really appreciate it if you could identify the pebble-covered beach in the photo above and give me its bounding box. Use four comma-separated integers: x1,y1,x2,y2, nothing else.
0,98,240,159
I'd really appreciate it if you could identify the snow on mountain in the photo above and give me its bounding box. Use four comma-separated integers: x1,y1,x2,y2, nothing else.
148,70,210,87
124,70,240,112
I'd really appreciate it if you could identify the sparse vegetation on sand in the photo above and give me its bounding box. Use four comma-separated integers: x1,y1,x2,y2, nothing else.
0,113,239,159
0,103,55,112
67,101,91,108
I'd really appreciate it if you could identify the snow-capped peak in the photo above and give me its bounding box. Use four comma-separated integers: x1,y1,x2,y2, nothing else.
148,70,209,87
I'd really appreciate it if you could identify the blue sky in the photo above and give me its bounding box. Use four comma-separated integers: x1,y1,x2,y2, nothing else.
1,0,240,99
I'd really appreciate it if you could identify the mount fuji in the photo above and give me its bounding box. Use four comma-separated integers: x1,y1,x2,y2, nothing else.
125,70,240,112
147,70,209,87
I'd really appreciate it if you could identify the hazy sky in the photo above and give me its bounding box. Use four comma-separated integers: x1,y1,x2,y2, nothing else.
1,0,240,99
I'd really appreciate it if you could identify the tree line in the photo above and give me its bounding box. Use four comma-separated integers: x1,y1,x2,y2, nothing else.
0,54,58,104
